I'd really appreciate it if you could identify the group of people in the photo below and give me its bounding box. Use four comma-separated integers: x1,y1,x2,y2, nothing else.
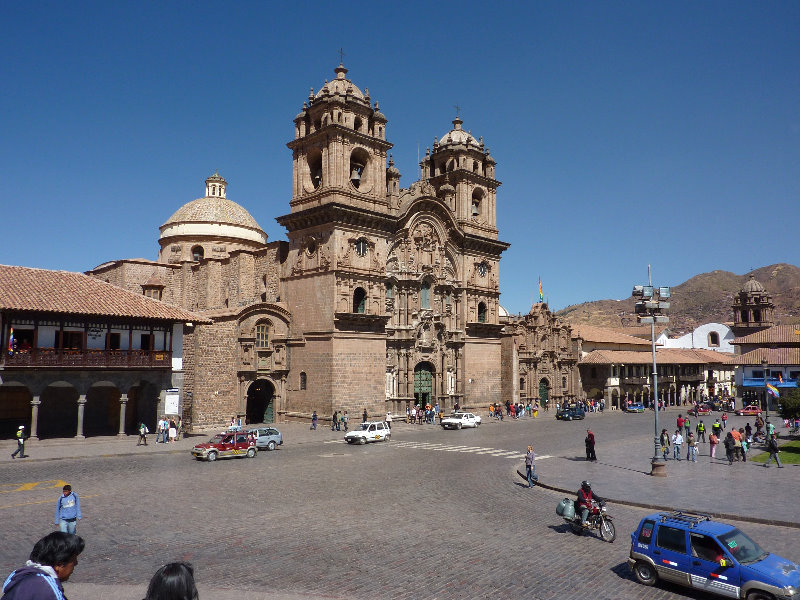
2,532,198,599
489,401,540,420
406,404,441,424
328,410,350,431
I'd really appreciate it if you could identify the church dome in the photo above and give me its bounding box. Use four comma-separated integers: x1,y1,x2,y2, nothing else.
163,197,262,230
439,117,481,148
741,274,766,293
314,64,366,101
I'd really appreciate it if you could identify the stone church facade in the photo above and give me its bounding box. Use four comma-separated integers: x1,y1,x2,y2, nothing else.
89,64,580,431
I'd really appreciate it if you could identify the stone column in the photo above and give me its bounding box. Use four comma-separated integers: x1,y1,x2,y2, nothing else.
30,396,41,440
117,394,128,437
75,395,87,439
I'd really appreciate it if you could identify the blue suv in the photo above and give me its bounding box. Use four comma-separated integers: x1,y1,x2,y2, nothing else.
629,511,799,599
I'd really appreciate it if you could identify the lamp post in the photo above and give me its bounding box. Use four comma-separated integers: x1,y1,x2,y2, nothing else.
762,358,769,421
633,266,670,478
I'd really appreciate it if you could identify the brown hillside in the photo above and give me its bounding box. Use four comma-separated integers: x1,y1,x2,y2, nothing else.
558,263,800,335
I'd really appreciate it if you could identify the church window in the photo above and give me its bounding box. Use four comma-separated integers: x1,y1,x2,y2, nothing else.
520,378,525,391
472,188,484,217
741,311,749,323
300,372,307,390
354,116,362,132
707,331,720,347
562,376,567,388
421,281,431,309
350,148,369,189
753,310,761,322
385,281,393,299
255,322,269,348
353,288,367,313
446,159,455,172
355,238,368,257
191,246,204,262
477,302,487,323
307,149,323,189
478,261,488,277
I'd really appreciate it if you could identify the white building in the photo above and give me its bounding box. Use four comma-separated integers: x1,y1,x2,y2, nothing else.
662,323,734,353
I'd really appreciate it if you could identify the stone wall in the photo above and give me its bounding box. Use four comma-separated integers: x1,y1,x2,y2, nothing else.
189,319,240,429
463,338,502,409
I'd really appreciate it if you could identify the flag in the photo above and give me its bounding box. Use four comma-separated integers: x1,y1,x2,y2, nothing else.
778,373,784,383
538,277,544,303
767,384,780,398
7,327,13,355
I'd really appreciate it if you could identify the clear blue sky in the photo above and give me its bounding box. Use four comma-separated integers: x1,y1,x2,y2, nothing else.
2,1,798,314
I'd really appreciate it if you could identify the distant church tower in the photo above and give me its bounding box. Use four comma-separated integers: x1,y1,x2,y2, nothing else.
731,274,774,338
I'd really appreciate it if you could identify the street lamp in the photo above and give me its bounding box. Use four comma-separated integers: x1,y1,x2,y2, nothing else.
762,358,769,421
633,266,670,478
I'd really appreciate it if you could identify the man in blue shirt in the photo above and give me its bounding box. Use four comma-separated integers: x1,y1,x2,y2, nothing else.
54,485,82,534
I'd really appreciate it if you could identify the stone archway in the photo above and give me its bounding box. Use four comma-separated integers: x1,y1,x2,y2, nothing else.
414,362,435,407
127,382,160,435
83,385,121,437
246,379,275,424
611,389,619,410
538,378,550,406
38,384,79,439
0,385,31,438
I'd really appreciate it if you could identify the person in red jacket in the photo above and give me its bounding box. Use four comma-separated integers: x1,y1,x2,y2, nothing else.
576,480,604,527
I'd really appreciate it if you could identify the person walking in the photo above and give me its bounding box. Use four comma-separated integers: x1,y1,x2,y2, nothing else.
137,422,149,446
712,418,722,440
723,432,735,465
764,434,783,468
11,425,26,459
730,427,742,461
709,431,719,460
55,485,82,534
659,428,670,460
385,412,392,430
525,445,537,488
310,411,317,430
721,412,728,430
342,411,349,431
362,408,368,423
168,418,177,443
739,428,749,462
331,410,338,432
686,432,698,462
671,430,683,461
584,429,597,461
1,532,85,599
696,420,706,443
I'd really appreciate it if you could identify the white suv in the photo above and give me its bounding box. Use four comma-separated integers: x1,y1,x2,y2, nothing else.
345,421,391,444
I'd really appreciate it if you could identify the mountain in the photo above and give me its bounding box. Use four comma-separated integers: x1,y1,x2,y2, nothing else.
557,263,800,335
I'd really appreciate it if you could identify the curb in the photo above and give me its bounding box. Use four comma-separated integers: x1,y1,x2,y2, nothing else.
515,465,800,530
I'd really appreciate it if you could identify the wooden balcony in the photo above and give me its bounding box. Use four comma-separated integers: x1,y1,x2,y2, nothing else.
4,348,172,369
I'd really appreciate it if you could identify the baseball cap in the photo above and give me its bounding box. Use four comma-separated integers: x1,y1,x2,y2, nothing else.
18,425,25,429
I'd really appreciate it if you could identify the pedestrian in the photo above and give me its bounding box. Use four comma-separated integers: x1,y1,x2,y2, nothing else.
696,420,706,443
730,427,742,461
55,484,82,534
362,408,368,423
11,425,26,459
739,428,748,462
683,416,691,439
709,432,719,460
745,422,753,442
137,422,149,446
385,412,392,430
176,415,183,440
676,413,685,433
1,532,84,600
686,432,698,462
712,418,722,439
405,406,410,423
143,561,199,600
671,430,683,461
659,428,670,460
310,411,317,430
721,412,728,430
764,434,783,468
342,411,349,431
766,420,776,437
168,418,177,443
584,429,596,461
723,432,735,465
525,445,537,488
331,411,338,432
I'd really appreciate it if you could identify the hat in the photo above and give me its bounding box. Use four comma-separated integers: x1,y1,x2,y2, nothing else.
18,425,25,429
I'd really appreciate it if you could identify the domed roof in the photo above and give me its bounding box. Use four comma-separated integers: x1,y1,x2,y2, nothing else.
314,64,365,101
439,117,481,148
163,196,263,230
741,274,766,293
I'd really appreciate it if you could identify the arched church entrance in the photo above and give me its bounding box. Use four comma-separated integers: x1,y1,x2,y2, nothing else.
246,379,275,424
538,379,550,406
414,362,435,407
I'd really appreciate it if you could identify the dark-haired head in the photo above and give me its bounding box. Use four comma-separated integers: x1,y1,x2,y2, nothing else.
29,532,85,568
144,562,198,600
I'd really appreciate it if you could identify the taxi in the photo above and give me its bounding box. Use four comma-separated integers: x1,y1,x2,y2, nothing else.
191,431,257,461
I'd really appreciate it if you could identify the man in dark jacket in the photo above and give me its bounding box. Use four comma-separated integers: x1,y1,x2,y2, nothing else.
576,480,603,527
2,531,85,599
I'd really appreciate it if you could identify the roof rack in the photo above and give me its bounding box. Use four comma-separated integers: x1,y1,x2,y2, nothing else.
658,511,712,527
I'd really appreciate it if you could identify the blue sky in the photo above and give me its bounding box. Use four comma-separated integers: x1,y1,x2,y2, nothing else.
2,1,798,314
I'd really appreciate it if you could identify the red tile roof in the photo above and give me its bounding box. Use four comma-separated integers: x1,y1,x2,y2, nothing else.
728,348,800,366
572,325,652,346
0,264,207,322
580,348,735,366
731,325,800,345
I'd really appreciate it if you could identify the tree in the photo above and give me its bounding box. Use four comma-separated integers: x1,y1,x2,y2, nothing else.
778,388,800,421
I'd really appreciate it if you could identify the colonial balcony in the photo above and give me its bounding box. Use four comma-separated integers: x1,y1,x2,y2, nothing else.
679,373,704,383
3,348,172,369
622,375,676,385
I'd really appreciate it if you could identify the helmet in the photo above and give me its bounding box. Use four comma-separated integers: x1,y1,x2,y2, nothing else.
581,480,591,490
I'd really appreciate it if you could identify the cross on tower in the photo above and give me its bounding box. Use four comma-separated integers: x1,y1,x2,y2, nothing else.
454,103,461,118
338,48,345,64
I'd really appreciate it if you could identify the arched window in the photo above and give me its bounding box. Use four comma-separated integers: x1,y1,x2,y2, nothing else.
353,288,367,313
255,322,269,348
420,281,430,309
477,302,487,323
307,149,323,189
385,281,393,299
708,331,720,347
191,246,204,262
562,376,567,388
300,372,307,390
471,188,484,217
350,148,369,189
520,378,525,391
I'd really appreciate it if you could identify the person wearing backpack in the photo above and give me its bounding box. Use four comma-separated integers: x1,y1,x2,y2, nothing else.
764,434,783,468
137,422,149,446
683,416,691,439
55,485,82,534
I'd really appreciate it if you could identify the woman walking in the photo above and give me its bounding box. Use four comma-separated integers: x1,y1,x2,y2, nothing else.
525,446,537,488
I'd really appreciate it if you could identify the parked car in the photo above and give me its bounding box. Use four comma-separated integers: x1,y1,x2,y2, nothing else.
191,431,256,461
629,511,800,598
556,406,586,421
690,403,713,416
247,426,283,451
625,403,645,413
441,412,481,429
344,421,391,445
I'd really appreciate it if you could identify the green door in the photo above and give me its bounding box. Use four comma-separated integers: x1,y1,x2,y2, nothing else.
539,379,549,405
414,363,434,406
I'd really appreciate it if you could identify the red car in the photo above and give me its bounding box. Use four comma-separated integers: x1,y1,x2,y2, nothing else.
735,405,763,417
690,404,712,416
191,431,256,461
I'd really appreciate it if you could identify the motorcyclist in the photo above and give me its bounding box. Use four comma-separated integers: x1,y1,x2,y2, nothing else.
576,480,604,527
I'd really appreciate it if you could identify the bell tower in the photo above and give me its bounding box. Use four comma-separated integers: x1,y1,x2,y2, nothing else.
731,274,775,338
288,64,392,214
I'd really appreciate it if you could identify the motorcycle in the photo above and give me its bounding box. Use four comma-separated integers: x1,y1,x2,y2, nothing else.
556,497,616,543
